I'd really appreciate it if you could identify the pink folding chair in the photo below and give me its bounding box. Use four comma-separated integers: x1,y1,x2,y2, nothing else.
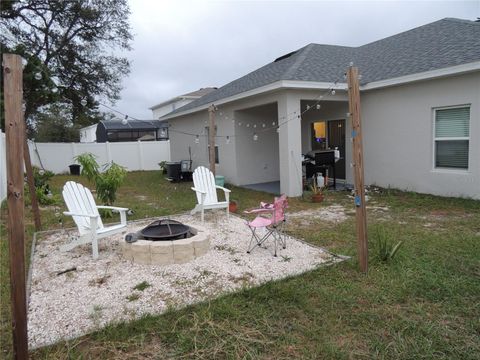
244,194,288,256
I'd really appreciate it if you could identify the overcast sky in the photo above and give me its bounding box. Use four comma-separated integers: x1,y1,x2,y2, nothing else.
111,0,479,120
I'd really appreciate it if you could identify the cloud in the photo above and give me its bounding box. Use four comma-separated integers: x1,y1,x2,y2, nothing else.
111,0,479,119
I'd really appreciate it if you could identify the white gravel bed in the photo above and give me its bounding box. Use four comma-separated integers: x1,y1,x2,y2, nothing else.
28,212,336,349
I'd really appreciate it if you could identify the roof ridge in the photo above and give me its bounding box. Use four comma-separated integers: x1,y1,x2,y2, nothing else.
443,17,480,25
358,18,452,49
281,44,315,79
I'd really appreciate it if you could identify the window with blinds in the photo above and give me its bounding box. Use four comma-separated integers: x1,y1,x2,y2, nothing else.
434,106,470,169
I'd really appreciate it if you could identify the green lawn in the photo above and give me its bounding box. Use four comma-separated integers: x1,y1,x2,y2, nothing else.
1,171,479,359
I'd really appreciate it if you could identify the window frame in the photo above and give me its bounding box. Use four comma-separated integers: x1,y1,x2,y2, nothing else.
432,104,470,172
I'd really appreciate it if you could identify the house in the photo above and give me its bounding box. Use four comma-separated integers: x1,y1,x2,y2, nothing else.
95,119,169,143
161,18,480,199
149,87,217,119
79,124,98,143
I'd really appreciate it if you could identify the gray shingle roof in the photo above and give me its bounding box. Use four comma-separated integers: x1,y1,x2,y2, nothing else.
169,18,480,116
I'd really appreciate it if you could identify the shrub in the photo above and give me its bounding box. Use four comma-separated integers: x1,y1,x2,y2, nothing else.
75,153,127,210
373,225,403,262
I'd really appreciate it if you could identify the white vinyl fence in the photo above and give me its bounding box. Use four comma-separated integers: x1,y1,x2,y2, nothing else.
0,132,171,202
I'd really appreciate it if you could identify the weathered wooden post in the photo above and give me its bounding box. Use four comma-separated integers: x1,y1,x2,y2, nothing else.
208,104,216,175
347,65,368,273
3,53,29,359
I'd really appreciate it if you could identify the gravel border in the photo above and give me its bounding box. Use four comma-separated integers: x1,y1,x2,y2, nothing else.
28,211,346,349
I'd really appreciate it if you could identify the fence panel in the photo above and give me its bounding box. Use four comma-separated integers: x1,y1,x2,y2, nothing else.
30,140,170,174
0,137,171,202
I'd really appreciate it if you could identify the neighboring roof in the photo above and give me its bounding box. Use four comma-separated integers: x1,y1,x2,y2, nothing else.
99,119,167,131
149,87,217,110
167,18,480,117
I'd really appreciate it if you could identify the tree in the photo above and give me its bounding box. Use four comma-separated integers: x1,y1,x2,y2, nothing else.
0,0,132,134
34,104,80,142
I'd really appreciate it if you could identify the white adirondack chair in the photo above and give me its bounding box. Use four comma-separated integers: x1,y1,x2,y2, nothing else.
190,166,230,223
61,181,129,259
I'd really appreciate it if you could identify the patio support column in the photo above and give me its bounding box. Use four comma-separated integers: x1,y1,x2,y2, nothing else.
277,93,302,196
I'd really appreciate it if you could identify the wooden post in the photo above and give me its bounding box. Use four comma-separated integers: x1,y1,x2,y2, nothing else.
208,105,216,175
347,66,368,273
3,53,29,359
24,139,41,230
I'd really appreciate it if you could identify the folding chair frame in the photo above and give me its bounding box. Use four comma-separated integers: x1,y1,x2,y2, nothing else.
246,218,286,257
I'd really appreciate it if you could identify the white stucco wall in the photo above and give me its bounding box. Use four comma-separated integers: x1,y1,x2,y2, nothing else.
152,99,193,119
361,72,480,199
235,103,279,185
79,124,98,143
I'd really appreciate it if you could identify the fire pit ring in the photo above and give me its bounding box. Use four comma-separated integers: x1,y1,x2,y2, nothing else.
140,219,190,240
122,222,210,266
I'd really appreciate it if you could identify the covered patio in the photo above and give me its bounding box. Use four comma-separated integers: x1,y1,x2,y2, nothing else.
233,93,350,196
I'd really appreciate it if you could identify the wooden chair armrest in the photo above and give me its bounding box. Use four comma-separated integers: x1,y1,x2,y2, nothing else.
215,185,231,193
191,187,206,194
96,206,129,212
64,211,98,218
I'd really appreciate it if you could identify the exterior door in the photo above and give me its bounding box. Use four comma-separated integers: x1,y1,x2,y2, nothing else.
327,119,346,179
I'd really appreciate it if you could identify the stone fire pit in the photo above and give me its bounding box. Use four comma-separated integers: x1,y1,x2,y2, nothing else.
121,225,210,265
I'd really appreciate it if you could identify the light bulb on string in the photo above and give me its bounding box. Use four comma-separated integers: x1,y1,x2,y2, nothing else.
253,124,257,128
195,135,200,144
21,58,28,68
331,90,336,95
272,122,276,126
238,122,242,126
80,98,87,106
122,115,128,125
21,101,26,112
246,124,250,128
34,72,42,80
51,87,58,94
306,105,310,110
262,123,266,128
226,136,230,145
276,128,280,133
316,104,321,110
253,133,258,141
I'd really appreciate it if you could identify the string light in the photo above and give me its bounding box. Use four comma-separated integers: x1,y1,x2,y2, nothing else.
246,124,250,128
253,133,258,141
253,124,257,128
34,72,42,80
122,115,128,125
262,123,266,128
195,135,200,144
306,104,310,110
226,136,230,144
316,104,321,110
331,90,336,95
80,99,87,106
